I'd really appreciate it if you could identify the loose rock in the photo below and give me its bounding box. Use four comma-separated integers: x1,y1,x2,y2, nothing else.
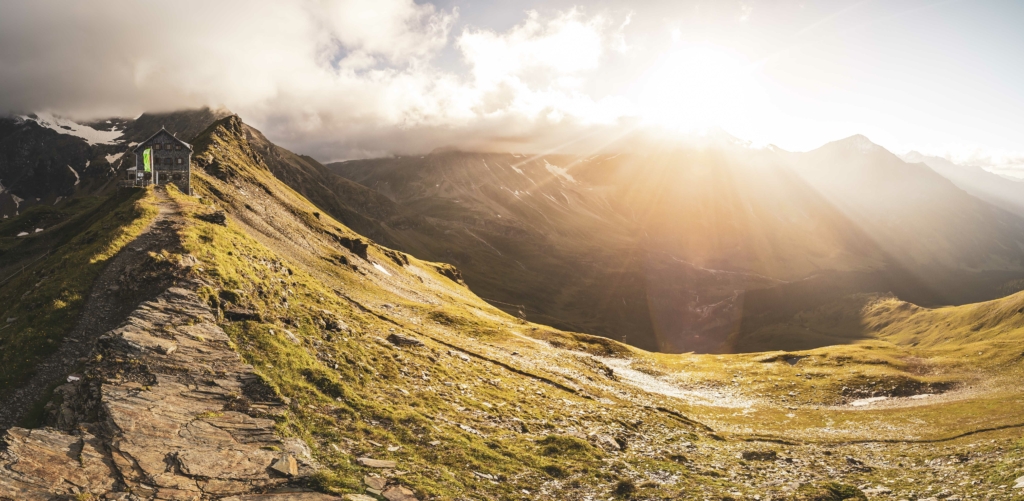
387,333,424,347
364,475,387,490
357,458,397,468
344,495,378,501
382,485,419,501
741,450,778,461
224,307,262,322
197,210,228,225
271,453,298,477
590,433,621,452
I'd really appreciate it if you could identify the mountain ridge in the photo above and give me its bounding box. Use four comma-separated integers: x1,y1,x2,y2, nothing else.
904,150,1024,217
5,107,1024,355
1,113,1023,499
326,143,1024,352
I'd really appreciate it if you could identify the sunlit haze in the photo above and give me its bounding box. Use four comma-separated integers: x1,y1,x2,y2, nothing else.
1,0,1022,176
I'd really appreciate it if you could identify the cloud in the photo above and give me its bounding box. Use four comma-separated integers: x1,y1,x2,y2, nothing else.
318,0,455,62
914,143,1024,181
0,0,634,160
955,150,1024,181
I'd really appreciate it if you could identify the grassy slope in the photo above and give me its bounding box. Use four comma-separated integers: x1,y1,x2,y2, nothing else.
325,146,1024,356
665,290,1024,451
176,116,746,499
0,188,158,390
1,114,1022,498
735,290,1024,353
171,115,1024,500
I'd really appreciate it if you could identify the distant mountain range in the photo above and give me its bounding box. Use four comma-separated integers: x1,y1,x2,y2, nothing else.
326,137,1024,352
903,150,1024,217
4,108,1024,353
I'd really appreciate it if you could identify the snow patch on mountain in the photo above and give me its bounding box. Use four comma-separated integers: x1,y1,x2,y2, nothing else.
22,111,123,145
372,262,392,276
67,165,80,185
106,152,125,166
544,160,576,183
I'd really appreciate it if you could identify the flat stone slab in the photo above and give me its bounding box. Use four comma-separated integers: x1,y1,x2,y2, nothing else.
383,485,419,501
343,495,378,501
357,457,397,468
178,448,279,480
223,493,343,500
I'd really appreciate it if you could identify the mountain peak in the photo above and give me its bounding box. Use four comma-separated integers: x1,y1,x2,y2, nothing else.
833,134,880,153
901,150,933,165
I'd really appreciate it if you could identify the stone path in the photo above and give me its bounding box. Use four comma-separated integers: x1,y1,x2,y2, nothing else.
0,187,184,429
0,194,338,501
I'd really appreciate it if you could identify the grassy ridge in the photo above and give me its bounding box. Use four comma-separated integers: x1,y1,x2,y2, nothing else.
155,115,1024,499
734,290,1024,355
169,117,749,499
865,292,1024,347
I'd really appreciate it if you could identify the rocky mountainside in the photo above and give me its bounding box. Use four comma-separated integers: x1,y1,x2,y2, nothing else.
791,136,1024,273
326,140,1024,353
2,114,1024,499
0,287,321,500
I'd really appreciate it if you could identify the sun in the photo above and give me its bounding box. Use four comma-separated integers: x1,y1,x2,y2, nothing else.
633,42,758,133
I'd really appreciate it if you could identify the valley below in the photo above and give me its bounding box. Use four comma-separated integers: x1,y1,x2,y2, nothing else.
0,112,1023,500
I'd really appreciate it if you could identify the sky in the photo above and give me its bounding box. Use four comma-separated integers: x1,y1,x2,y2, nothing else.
0,0,1022,175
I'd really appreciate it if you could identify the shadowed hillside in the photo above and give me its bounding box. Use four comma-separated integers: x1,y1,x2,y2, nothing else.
325,141,1024,353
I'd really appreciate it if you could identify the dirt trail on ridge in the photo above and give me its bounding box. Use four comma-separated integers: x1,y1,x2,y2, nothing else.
0,187,184,429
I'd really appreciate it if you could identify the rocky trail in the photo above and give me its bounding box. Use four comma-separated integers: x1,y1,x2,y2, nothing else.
0,287,337,500
0,191,345,500
0,188,184,429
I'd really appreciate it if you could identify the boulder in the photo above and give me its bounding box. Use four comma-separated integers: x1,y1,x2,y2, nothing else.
589,433,621,452
431,263,464,285
0,288,318,499
270,453,298,477
177,448,278,480
224,307,262,322
386,333,424,347
740,450,777,461
337,236,369,259
197,210,228,225
223,494,344,500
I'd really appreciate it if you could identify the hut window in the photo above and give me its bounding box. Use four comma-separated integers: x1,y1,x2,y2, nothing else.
176,158,183,164
154,144,161,150
176,145,182,150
